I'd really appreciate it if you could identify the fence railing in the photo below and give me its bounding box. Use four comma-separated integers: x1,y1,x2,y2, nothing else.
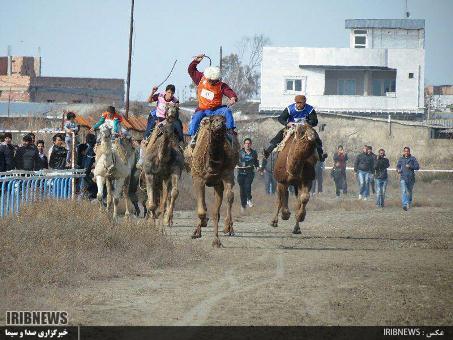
0,169,86,218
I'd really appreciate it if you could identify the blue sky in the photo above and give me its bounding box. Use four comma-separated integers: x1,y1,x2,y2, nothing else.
1,0,452,101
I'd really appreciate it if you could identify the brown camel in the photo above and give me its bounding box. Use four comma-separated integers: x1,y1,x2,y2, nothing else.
185,115,239,247
272,124,318,234
143,105,184,231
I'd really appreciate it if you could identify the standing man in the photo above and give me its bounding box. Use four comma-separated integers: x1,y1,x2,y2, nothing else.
311,160,324,195
397,146,420,211
332,145,348,198
260,150,277,195
367,146,377,196
262,95,327,162
374,148,390,208
237,138,259,212
36,140,48,170
187,53,238,146
49,134,68,170
0,132,16,172
354,145,374,200
14,134,40,171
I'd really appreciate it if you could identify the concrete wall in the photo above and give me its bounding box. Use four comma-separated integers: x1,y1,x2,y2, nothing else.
236,115,453,169
260,47,424,112
349,28,424,49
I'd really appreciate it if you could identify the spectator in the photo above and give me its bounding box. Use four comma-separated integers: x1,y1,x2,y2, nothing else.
28,132,37,147
367,146,377,196
311,160,324,195
0,132,17,172
14,134,40,171
374,148,390,208
260,150,277,195
396,146,420,211
49,133,68,170
237,138,259,212
64,112,79,166
79,133,97,199
332,145,348,198
354,145,374,200
36,140,48,170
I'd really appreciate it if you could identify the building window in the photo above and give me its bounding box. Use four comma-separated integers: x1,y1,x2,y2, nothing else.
47,99,55,103
284,77,306,94
354,29,367,48
409,73,414,79
72,100,82,103
372,79,396,96
338,79,356,95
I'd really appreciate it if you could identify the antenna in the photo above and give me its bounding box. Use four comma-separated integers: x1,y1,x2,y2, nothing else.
405,0,410,18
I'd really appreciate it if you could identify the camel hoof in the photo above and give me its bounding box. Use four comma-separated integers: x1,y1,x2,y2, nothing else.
212,238,222,248
292,226,301,234
281,211,291,220
270,220,278,228
191,231,201,239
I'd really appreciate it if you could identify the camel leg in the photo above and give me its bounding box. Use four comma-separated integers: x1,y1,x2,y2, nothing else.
281,184,291,220
145,174,158,225
223,176,235,236
192,177,207,239
293,180,311,234
271,182,285,227
212,182,224,248
159,177,170,234
164,173,179,228
96,176,106,212
112,178,125,223
106,179,113,213
123,175,132,220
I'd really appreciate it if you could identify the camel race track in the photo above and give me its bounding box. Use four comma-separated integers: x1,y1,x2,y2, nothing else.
1,172,452,327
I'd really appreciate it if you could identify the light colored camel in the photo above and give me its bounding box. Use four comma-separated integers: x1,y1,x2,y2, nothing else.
94,125,136,221
185,115,239,247
271,124,318,234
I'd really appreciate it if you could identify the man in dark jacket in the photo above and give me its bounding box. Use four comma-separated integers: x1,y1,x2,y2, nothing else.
0,132,16,172
332,145,348,198
14,134,40,171
354,145,374,200
367,146,378,195
262,95,327,162
396,146,420,210
49,133,68,170
374,148,390,208
260,150,277,195
36,140,48,170
237,138,259,212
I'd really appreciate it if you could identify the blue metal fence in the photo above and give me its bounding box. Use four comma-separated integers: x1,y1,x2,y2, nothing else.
0,169,86,218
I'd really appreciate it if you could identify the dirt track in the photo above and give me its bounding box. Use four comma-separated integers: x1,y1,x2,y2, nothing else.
49,198,452,326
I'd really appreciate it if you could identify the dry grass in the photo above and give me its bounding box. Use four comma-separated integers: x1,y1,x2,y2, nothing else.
0,200,205,301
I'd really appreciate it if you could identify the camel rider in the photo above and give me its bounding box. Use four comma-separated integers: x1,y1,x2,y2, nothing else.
188,53,238,146
262,95,327,162
90,106,123,138
144,84,184,142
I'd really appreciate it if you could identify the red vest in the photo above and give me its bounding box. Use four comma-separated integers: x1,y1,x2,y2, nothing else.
197,76,222,110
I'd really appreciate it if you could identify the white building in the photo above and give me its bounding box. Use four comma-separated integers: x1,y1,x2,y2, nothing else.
260,19,425,115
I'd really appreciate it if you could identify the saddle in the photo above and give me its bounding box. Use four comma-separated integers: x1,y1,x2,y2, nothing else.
276,126,296,152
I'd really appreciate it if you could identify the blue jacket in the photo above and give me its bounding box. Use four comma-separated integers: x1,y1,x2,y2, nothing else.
238,148,259,174
396,155,420,183
286,103,314,123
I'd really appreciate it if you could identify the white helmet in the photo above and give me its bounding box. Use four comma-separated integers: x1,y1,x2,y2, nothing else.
204,66,221,81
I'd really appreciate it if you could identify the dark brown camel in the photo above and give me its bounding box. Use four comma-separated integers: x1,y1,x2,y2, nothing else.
272,124,318,234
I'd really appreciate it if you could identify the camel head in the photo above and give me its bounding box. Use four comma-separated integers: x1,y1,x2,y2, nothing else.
165,104,178,123
99,124,112,141
208,115,227,137
295,124,316,142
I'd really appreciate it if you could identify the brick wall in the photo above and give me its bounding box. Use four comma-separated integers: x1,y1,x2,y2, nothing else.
31,77,124,105
0,75,31,101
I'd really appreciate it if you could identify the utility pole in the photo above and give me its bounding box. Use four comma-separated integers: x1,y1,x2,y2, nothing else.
125,0,135,119
219,46,223,73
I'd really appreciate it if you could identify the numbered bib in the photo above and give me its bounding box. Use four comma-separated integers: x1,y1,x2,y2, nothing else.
200,89,215,101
